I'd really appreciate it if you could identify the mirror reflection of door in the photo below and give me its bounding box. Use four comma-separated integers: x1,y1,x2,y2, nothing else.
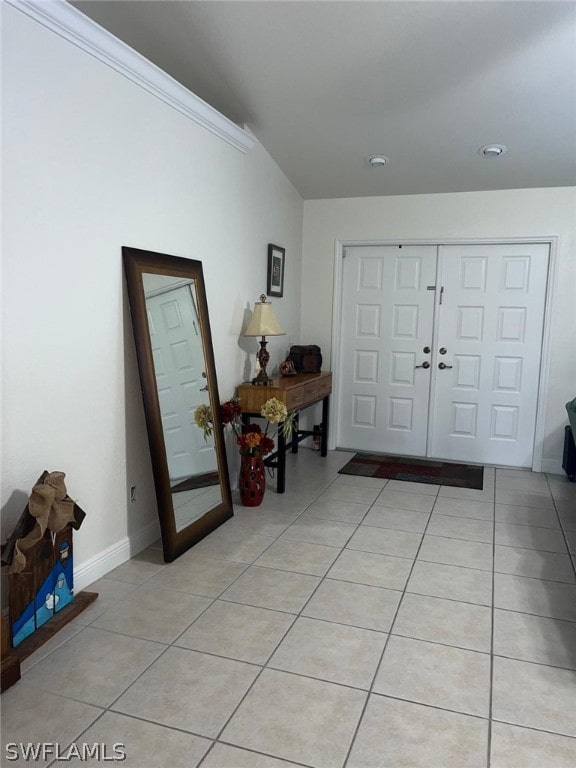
143,274,222,532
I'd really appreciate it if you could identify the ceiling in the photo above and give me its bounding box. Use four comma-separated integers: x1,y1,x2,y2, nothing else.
72,1,576,200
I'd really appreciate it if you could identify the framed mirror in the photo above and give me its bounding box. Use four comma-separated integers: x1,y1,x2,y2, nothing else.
123,246,232,562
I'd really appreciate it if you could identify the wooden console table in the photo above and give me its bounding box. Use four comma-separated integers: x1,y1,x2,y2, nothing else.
237,372,332,493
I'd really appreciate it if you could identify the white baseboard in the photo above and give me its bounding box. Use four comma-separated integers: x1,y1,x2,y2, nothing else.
73,519,161,592
540,459,564,475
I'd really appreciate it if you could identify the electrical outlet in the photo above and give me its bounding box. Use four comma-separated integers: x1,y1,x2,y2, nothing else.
130,486,136,503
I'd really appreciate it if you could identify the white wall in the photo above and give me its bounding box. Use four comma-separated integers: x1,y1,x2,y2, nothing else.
1,4,303,586
302,188,576,471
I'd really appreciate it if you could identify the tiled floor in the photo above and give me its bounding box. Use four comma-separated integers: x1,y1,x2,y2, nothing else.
3,450,576,767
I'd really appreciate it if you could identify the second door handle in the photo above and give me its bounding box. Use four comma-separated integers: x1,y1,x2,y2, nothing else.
416,361,453,370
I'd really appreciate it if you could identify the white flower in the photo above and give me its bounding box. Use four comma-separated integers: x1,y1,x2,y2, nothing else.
260,398,288,424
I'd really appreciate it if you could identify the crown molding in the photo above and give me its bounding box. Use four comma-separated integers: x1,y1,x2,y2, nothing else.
4,0,256,153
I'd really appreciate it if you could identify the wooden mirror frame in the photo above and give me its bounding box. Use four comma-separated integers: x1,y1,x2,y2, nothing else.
123,246,233,562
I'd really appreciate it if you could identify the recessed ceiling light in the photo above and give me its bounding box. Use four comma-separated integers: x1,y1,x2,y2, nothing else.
478,144,507,158
367,154,390,167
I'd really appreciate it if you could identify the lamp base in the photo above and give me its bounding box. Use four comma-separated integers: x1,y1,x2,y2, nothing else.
253,338,273,386
251,372,273,386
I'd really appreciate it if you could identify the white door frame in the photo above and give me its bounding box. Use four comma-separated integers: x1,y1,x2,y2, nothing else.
330,236,558,472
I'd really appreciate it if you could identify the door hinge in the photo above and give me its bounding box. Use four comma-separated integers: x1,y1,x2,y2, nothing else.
439,286,444,305
342,247,347,258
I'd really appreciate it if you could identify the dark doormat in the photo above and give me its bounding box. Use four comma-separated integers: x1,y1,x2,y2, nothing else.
339,453,484,489
171,471,219,493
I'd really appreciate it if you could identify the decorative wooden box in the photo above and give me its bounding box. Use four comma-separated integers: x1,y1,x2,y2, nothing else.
1,471,97,692
9,524,75,647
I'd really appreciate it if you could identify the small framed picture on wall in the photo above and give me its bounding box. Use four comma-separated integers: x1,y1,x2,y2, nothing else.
267,244,285,298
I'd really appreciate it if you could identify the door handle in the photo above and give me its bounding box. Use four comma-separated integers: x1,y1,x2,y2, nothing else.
438,362,453,370
200,385,209,391
415,361,431,369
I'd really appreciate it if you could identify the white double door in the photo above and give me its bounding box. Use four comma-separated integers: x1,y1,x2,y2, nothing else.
337,243,549,467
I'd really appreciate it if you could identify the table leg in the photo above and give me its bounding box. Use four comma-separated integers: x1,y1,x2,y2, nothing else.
277,426,286,493
321,396,330,457
291,413,300,454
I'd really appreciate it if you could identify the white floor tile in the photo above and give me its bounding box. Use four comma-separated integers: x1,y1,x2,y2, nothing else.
393,593,492,652
254,538,340,576
494,572,576,621
7,451,576,768
374,635,491,716
348,694,488,768
495,502,560,528
495,488,555,510
303,578,401,632
491,722,576,768
175,600,295,664
432,496,494,520
347,524,422,558
327,548,413,591
375,488,436,513
268,615,387,688
495,522,568,553
407,560,492,605
426,514,493,544
492,656,576,736
221,669,366,768
74,712,211,768
113,647,259,737
220,565,321,613
22,627,165,707
418,534,493,571
1,683,102,767
201,744,302,768
493,608,576,669
361,506,430,533
494,544,575,583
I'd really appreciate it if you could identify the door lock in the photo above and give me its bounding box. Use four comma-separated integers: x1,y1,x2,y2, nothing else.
438,362,453,370
423,346,431,354
415,361,431,369
439,347,447,355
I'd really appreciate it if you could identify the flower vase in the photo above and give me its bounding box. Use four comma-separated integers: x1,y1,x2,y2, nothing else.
239,455,265,507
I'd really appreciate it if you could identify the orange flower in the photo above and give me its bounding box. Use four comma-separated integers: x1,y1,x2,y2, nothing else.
245,432,261,448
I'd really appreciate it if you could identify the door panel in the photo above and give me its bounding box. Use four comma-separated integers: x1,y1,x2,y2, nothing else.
429,244,549,466
337,245,437,455
147,286,216,480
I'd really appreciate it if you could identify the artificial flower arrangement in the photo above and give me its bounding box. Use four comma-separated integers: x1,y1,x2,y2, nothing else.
194,397,295,457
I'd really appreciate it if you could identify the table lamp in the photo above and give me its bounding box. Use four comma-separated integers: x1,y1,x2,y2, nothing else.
244,294,285,385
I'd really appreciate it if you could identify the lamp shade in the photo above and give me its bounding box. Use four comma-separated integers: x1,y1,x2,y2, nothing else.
244,295,284,337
